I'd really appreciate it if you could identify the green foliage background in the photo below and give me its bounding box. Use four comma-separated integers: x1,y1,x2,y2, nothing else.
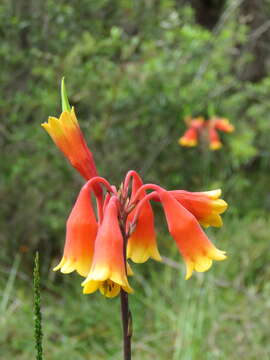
1,1,270,358
2,0,270,267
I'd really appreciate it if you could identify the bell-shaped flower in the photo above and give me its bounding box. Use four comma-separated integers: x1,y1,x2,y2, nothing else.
213,117,234,133
42,107,97,180
209,128,222,150
170,189,228,228
42,79,98,181
127,173,161,263
178,127,198,147
82,196,133,298
159,190,226,280
179,117,204,147
53,184,98,277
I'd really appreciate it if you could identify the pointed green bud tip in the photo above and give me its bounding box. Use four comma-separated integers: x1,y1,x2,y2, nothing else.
61,77,71,112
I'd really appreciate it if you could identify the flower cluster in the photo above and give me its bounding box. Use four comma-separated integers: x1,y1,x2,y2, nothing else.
179,116,234,150
42,81,228,298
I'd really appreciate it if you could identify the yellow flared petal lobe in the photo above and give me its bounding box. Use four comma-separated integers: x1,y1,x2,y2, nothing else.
200,214,223,228
83,280,100,294
127,241,162,263
150,245,162,262
210,141,222,150
75,259,94,278
60,259,76,274
185,260,194,280
185,248,226,279
53,257,66,272
208,248,227,261
178,137,197,147
202,189,222,199
59,110,78,131
70,107,79,126
212,199,228,214
194,257,213,272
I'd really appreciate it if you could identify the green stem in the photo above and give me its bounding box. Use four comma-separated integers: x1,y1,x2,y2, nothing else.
33,252,43,360
120,224,132,360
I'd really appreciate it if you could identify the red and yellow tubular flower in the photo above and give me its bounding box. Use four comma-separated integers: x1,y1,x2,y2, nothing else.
170,189,228,228
42,107,98,180
158,190,226,280
53,184,98,277
179,115,234,150
44,81,229,298
126,172,161,263
213,117,234,133
178,127,198,147
82,196,133,298
178,117,204,147
209,128,222,150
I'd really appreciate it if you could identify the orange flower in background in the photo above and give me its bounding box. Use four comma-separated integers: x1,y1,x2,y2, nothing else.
53,183,98,277
43,80,228,299
212,117,234,133
209,128,222,150
178,117,204,147
179,115,234,150
82,196,133,298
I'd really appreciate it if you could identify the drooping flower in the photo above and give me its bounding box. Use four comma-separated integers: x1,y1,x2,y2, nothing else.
126,171,161,263
212,117,234,133
53,183,98,277
158,189,226,279
82,196,133,297
44,80,229,299
170,189,228,227
209,128,222,150
178,117,204,147
179,115,234,150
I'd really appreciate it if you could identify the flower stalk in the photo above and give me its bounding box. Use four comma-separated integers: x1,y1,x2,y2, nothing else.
33,252,43,360
42,80,229,359
120,228,132,359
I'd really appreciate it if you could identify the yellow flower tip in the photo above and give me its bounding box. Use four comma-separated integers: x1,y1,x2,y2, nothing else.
127,244,162,264
210,141,222,150
212,199,228,214
41,122,48,129
194,257,213,272
150,245,162,262
179,137,197,147
203,189,222,199
152,252,163,262
208,247,227,261
60,260,76,274
185,261,194,280
222,119,234,132
53,257,66,272
185,248,227,279
122,283,134,294
202,214,223,228
53,264,61,272
82,280,100,294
